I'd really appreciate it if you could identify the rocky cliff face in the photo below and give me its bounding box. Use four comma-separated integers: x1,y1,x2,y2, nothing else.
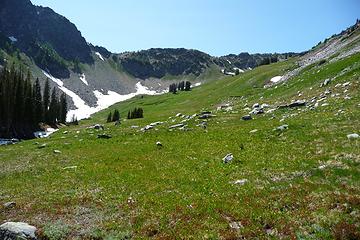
0,0,93,78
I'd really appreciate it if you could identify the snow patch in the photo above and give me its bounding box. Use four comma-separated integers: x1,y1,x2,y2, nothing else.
34,128,58,138
226,59,232,64
8,36,17,42
233,67,244,73
43,70,166,121
270,76,283,83
95,52,105,61
194,82,202,87
79,73,88,86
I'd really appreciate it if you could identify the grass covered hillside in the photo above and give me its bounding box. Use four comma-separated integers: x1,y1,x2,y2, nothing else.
1,44,359,239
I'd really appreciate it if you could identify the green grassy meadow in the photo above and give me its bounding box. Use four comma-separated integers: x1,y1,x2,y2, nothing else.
1,54,359,239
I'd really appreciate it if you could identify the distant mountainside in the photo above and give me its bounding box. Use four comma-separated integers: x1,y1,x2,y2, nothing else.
0,0,358,122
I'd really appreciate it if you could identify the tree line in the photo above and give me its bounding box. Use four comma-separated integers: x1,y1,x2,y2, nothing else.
0,64,67,139
169,81,191,94
127,107,144,119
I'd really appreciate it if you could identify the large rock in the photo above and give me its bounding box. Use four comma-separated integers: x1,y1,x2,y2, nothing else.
0,222,37,240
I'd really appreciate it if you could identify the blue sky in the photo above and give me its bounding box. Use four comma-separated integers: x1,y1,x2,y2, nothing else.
30,0,360,56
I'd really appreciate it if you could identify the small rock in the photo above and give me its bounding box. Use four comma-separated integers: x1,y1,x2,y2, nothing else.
156,141,163,147
53,150,61,154
347,133,359,140
141,125,154,131
198,113,214,119
275,124,288,131
249,129,258,133
130,125,139,129
3,202,16,209
249,108,264,115
63,131,68,134
37,144,47,149
322,78,331,87
63,166,77,170
229,221,243,230
97,134,112,139
93,124,104,130
0,222,37,240
169,123,185,129
252,103,260,108
231,179,248,185
242,115,252,121
223,153,234,163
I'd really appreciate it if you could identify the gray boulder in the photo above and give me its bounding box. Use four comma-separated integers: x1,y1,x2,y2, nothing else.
169,123,185,129
3,202,16,209
223,153,234,163
0,222,37,240
242,115,252,121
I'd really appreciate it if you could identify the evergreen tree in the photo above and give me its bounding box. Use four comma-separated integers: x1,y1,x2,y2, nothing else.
107,112,112,123
43,78,50,122
48,87,58,125
33,78,43,124
185,81,191,91
112,109,120,122
59,93,67,123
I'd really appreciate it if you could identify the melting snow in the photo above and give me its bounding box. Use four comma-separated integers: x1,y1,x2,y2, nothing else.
79,73,89,86
43,71,164,121
95,52,105,61
270,76,283,83
8,36,17,42
34,128,58,138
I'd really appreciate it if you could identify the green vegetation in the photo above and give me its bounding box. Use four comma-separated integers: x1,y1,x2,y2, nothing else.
0,52,359,239
0,65,67,139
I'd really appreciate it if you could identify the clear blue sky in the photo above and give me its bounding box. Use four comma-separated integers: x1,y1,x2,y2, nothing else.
30,0,359,56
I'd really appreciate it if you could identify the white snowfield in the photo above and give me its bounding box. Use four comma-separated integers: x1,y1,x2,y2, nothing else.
79,73,89,86
95,52,105,61
270,76,283,83
43,71,165,121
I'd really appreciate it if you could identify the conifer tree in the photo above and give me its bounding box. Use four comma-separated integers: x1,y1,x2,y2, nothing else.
107,112,112,123
43,78,50,122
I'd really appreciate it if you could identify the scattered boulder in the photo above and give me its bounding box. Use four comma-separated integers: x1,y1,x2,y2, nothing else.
275,124,288,131
198,113,215,119
97,134,112,139
229,221,243,230
223,153,234,163
321,78,331,87
279,100,306,109
37,144,47,149
242,115,252,121
0,222,37,240
141,125,154,131
93,124,104,130
169,123,185,129
156,141,163,147
3,202,16,209
252,103,260,108
149,121,163,127
347,133,359,140
63,166,77,170
231,179,248,185
249,108,264,115
53,150,61,154
131,125,139,129
249,129,258,133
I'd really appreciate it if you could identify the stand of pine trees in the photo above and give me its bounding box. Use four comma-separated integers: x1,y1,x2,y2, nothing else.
107,109,120,123
0,64,67,139
169,81,191,94
127,108,144,119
